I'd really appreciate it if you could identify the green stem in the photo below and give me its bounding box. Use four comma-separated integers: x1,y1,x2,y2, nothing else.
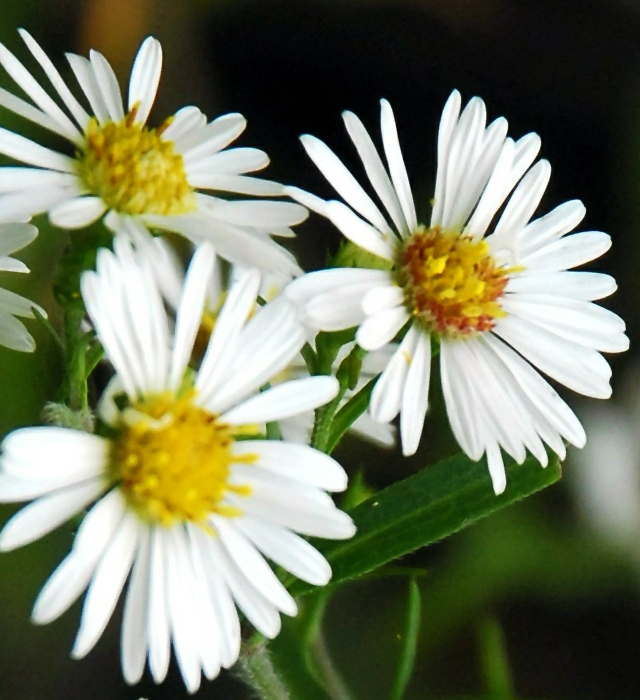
478,615,514,700
236,639,292,700
301,591,357,700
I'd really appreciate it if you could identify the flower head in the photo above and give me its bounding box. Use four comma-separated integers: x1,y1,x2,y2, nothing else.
0,240,353,692
286,91,628,493
0,31,305,274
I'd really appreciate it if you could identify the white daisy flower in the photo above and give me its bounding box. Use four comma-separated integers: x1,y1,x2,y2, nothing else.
285,91,628,494
0,31,305,274
0,240,354,692
0,222,45,352
141,237,397,448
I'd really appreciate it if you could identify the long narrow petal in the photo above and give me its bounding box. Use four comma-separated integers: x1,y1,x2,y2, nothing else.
128,37,162,125
220,377,339,425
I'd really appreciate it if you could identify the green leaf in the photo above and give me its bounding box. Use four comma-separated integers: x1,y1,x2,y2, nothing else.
289,453,561,596
390,578,422,700
324,377,377,454
314,328,356,375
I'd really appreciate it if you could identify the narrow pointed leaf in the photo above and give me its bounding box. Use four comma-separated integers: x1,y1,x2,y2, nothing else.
390,578,422,700
290,453,561,596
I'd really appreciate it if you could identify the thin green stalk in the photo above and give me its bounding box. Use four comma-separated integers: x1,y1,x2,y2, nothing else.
236,639,292,700
301,591,357,700
478,615,514,700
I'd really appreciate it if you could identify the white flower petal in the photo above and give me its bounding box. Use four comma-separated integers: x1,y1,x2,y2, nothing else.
400,332,431,456
213,516,297,616
161,105,207,143
0,222,36,255
188,147,269,175
0,287,43,318
168,242,215,391
0,168,80,194
494,314,612,399
206,200,308,228
519,199,586,255
163,527,204,694
439,342,484,459
284,185,329,215
190,173,284,196
0,126,76,172
0,478,105,552
0,312,33,352
356,305,408,350
506,271,617,301
206,299,305,413
380,99,417,231
325,200,394,261
237,517,332,586
189,527,241,669
0,185,80,224
180,113,247,162
221,376,339,425
286,267,389,305
32,489,126,625
230,489,355,540
362,284,404,315
305,281,382,331
490,160,551,258
0,40,82,142
49,196,106,229
343,109,408,234
0,86,73,140
89,49,124,122
370,323,419,423
300,133,392,234
71,512,139,659
521,232,611,272
19,29,90,130
121,526,151,685
502,294,628,353
128,37,162,125
483,333,586,448
196,268,261,403
147,528,171,683
431,89,462,227
66,53,110,124
486,441,507,495
232,441,348,491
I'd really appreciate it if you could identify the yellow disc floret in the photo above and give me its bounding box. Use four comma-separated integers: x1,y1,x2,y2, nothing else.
398,226,511,337
79,108,196,216
109,391,253,527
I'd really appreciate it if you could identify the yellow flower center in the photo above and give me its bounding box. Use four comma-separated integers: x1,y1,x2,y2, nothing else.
398,226,510,337
109,391,253,527
79,108,196,217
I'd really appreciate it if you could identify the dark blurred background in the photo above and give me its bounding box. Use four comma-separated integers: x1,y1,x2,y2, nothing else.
1,0,640,698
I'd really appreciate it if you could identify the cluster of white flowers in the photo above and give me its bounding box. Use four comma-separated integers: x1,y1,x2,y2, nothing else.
0,33,627,692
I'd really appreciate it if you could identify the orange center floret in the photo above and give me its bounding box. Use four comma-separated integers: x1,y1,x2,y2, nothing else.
398,226,509,337
109,391,252,526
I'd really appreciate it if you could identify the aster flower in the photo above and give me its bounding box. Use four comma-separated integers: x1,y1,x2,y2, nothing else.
0,241,354,692
286,91,628,494
0,222,44,351
0,31,305,274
